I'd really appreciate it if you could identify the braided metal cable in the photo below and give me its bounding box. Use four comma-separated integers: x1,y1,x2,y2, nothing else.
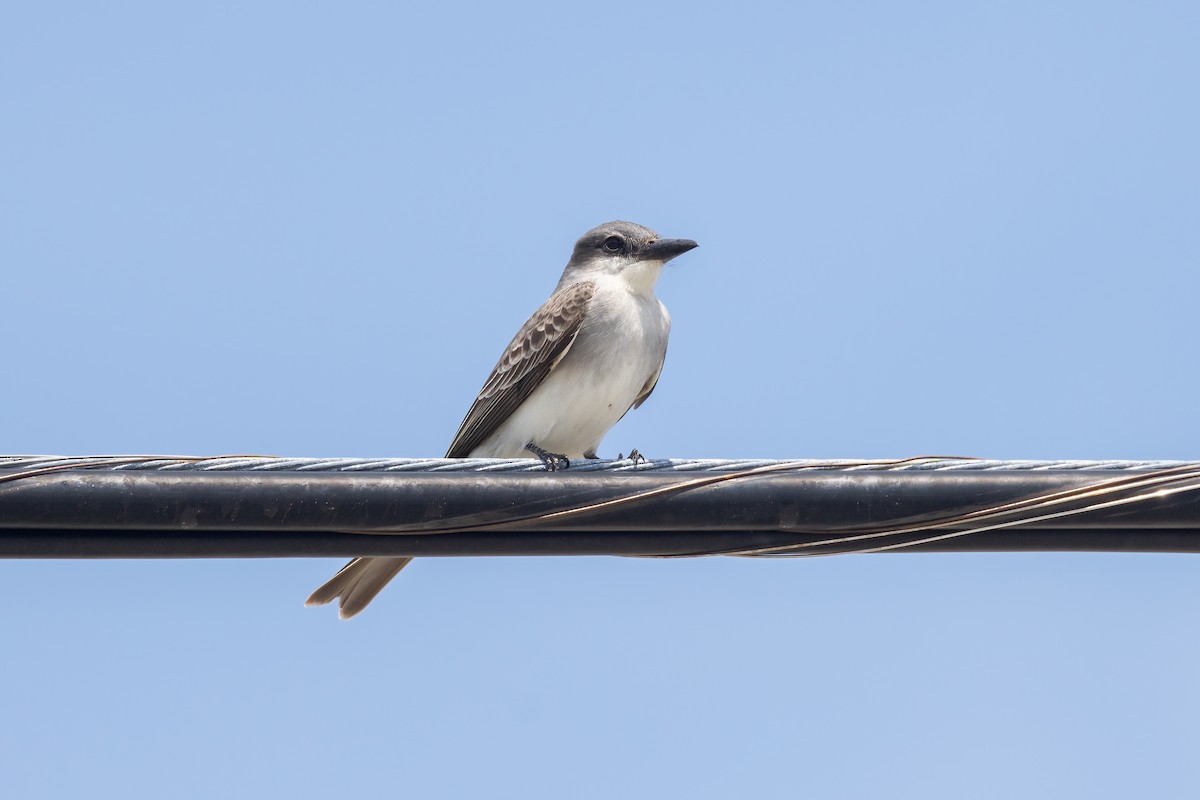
1,454,1194,474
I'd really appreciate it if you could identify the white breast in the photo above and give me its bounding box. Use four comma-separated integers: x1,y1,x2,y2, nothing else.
469,277,670,459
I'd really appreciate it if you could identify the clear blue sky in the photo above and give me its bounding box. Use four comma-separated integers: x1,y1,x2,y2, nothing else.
3,2,1199,797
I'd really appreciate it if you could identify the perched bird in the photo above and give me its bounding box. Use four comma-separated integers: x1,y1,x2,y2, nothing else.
306,221,698,618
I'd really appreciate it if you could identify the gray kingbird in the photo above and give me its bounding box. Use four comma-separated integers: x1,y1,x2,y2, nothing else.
306,221,698,618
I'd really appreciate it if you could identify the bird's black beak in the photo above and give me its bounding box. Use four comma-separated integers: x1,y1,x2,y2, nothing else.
639,238,698,263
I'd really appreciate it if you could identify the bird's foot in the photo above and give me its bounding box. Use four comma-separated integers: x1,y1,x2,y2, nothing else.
526,442,570,471
616,449,647,467
584,450,600,460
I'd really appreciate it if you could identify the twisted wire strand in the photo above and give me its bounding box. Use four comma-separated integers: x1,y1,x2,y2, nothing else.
1,454,1193,474
715,465,1200,558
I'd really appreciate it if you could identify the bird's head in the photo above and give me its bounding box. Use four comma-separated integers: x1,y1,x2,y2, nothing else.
562,221,698,294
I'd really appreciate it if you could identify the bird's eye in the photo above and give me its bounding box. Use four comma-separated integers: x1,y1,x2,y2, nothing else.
602,236,623,253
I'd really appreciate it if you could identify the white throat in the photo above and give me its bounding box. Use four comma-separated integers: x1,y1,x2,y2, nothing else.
620,259,665,296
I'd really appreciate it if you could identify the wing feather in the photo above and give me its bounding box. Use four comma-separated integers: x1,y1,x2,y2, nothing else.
445,281,596,457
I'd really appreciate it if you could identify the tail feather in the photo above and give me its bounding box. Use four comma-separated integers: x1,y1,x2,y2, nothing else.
306,556,413,619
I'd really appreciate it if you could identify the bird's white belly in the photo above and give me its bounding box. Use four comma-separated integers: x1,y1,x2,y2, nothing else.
471,364,639,458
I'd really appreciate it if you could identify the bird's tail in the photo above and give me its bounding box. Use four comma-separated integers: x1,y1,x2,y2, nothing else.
305,556,413,619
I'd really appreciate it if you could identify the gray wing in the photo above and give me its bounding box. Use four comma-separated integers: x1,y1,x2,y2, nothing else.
445,281,597,458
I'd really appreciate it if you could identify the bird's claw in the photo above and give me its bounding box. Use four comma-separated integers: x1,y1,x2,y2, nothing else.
616,449,647,467
526,442,570,471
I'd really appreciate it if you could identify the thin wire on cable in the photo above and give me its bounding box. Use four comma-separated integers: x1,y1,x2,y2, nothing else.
2,454,1193,474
